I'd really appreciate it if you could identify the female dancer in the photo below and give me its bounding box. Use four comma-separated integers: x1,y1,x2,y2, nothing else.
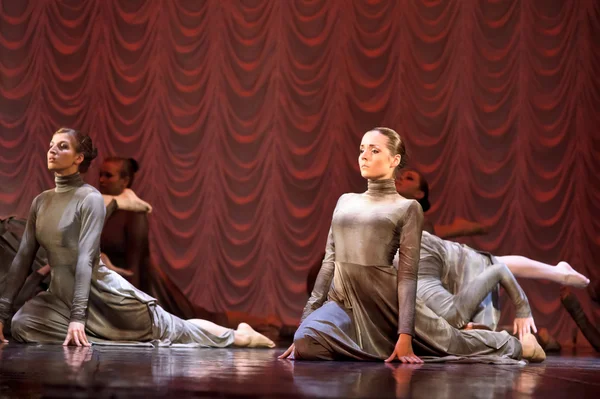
398,169,590,289
281,128,539,363
0,127,274,348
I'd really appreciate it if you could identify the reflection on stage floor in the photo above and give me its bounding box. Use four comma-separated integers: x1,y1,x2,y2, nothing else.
0,343,598,398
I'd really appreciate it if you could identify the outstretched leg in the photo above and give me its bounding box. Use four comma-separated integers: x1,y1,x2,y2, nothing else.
497,256,589,288
187,319,275,348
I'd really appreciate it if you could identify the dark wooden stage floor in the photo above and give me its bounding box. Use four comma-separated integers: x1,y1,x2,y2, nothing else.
0,343,599,398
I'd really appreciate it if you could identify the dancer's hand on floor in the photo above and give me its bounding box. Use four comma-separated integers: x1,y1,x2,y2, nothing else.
385,334,423,364
0,322,7,343
63,321,91,347
278,344,295,359
513,317,537,341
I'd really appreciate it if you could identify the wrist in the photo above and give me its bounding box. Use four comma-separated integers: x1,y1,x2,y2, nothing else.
398,333,412,344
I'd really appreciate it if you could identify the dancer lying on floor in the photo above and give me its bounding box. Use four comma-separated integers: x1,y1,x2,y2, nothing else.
0,127,274,349
97,156,283,332
280,128,541,363
416,231,589,336
398,169,590,290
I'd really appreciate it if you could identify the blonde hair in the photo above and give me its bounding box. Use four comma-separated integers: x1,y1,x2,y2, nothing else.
372,127,408,172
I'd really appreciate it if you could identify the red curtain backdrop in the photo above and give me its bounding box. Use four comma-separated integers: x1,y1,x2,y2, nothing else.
1,0,599,345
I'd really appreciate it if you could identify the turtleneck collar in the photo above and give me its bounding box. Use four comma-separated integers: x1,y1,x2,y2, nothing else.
55,172,84,193
366,179,398,196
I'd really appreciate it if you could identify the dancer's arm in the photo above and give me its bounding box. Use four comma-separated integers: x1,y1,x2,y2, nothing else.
0,197,41,341
65,193,105,347
280,195,342,360
300,226,335,323
492,263,536,339
433,218,487,239
103,189,152,213
100,253,133,277
386,200,423,364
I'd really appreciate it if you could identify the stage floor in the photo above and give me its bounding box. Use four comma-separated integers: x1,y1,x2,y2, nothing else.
0,343,598,398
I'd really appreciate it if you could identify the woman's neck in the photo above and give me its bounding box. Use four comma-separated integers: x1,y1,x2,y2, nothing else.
55,172,84,193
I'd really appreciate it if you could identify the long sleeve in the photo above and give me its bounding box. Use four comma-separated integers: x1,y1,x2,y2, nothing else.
300,226,335,323
396,200,424,335
70,193,106,324
299,195,348,323
496,264,531,318
0,197,41,324
125,212,150,290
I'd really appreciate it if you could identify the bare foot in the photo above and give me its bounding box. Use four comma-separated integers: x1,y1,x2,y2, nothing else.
521,333,546,363
556,262,589,288
236,323,275,348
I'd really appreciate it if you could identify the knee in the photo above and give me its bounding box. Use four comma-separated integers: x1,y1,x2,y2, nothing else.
292,325,330,360
444,308,467,329
9,311,31,342
293,335,321,360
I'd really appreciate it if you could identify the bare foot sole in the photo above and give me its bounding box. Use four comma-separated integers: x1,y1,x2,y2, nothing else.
521,333,546,363
556,262,589,288
237,323,276,348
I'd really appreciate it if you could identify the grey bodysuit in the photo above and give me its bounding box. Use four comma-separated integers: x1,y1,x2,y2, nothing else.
417,231,531,331
294,179,522,361
0,173,233,347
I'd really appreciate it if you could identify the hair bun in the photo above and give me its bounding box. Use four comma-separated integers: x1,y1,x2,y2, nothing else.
128,158,139,173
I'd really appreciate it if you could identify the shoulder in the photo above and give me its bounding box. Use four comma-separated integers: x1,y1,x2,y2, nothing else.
394,198,424,224
30,190,52,211
334,192,359,208
338,192,361,202
77,186,105,212
35,187,56,202
396,198,423,214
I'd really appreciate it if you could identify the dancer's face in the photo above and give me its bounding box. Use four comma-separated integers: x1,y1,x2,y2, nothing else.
395,170,424,200
47,133,83,175
99,161,128,195
359,130,400,180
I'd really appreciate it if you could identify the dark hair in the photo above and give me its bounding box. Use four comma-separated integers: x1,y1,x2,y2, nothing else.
372,127,408,173
53,127,98,173
414,170,431,212
104,157,139,188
